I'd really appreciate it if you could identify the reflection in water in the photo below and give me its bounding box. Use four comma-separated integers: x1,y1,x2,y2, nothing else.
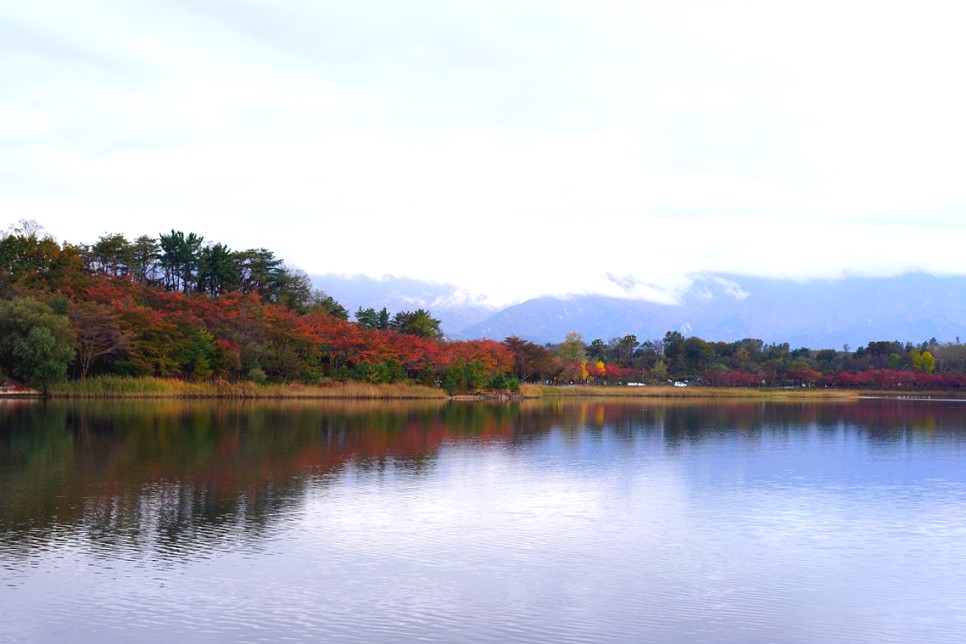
0,400,523,558
1,398,965,643
1,398,964,558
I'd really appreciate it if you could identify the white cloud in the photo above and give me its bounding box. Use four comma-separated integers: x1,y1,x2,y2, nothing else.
3,0,966,306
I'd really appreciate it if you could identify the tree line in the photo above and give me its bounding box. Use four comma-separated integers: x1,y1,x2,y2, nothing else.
518,330,965,389
4,219,966,393
0,222,497,393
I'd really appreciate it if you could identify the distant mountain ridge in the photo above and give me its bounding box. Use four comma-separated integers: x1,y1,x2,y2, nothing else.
312,272,966,349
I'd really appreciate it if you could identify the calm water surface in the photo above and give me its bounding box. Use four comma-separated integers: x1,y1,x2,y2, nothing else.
1,398,965,643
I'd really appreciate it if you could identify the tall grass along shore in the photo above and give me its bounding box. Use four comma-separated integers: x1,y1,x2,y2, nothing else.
41,376,884,401
49,376,447,399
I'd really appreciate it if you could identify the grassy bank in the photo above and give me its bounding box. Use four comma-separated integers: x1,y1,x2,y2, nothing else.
518,384,860,400
49,376,447,399
47,377,942,401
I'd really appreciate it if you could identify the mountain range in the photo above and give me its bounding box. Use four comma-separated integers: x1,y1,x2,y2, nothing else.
309,272,966,350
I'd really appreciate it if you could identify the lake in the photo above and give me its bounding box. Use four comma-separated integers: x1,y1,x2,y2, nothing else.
1,398,965,643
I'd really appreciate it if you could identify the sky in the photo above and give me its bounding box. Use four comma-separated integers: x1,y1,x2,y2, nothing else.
4,0,966,307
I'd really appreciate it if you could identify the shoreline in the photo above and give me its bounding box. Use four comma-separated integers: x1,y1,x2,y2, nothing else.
29,377,966,401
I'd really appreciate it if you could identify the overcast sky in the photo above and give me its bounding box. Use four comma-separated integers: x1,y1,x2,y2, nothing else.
4,0,966,306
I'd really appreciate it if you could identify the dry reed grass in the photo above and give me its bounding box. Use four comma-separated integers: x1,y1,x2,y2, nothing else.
49,376,446,399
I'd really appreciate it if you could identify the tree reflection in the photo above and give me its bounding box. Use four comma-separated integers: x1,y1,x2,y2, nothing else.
1,398,964,558
0,400,554,558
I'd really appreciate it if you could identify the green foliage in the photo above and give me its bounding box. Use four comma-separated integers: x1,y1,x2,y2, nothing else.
12,326,74,392
234,248,284,299
309,291,349,319
682,337,714,375
197,242,236,295
116,319,179,377
418,367,437,387
608,334,639,367
587,338,607,362
191,355,214,382
49,375,191,396
442,359,489,394
129,235,161,283
355,306,390,329
46,294,69,315
486,373,519,391
486,373,509,390
159,230,204,292
88,233,132,277
273,267,313,312
557,332,586,363
184,330,217,381
359,360,406,384
390,309,443,339
0,297,75,390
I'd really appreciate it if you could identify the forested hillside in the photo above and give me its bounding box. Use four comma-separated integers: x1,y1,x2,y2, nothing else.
0,222,514,393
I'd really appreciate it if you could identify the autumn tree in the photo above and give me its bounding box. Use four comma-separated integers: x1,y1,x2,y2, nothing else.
557,332,586,363
0,230,84,294
69,302,131,380
910,349,936,374
555,332,586,382
504,336,555,382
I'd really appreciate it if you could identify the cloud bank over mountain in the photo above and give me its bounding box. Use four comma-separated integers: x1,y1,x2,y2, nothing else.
313,272,966,349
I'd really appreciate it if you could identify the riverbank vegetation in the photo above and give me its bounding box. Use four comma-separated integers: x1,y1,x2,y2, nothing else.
48,376,446,399
4,219,966,398
517,384,861,400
